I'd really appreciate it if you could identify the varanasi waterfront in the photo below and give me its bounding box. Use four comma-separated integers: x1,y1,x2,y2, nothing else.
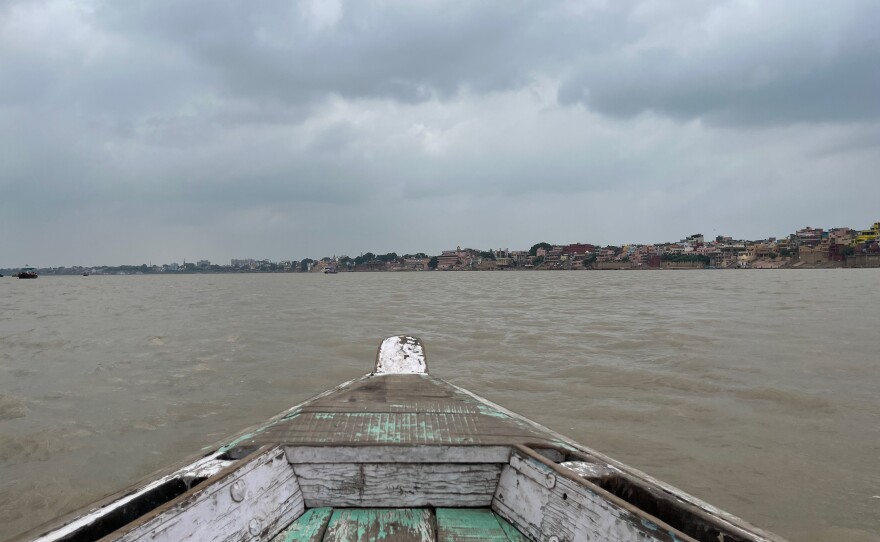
1,271,878,541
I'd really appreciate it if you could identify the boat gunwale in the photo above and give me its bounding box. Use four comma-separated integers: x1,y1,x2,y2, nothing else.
9,335,787,542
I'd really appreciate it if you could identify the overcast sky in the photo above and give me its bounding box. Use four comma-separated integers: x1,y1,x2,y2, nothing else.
2,0,879,266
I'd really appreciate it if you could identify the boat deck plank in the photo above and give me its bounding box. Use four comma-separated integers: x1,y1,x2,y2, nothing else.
237,375,555,449
322,509,436,542
271,507,333,542
435,508,525,541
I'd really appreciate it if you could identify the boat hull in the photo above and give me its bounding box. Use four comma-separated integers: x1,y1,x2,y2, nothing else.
10,336,785,542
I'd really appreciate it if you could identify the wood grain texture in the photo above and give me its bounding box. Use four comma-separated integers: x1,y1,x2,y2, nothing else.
110,447,303,542
285,445,511,464
270,507,333,542
495,515,529,542
493,451,695,542
435,508,517,541
293,463,502,508
323,509,436,542
243,375,553,448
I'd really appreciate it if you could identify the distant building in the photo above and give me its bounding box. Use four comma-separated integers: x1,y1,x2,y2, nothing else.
563,243,596,256
437,250,461,269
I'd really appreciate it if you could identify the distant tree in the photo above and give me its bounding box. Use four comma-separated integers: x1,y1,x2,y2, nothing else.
529,242,552,256
428,256,439,269
321,257,332,263
769,252,778,260
300,258,314,272
479,251,495,260
377,252,399,262
533,255,544,265
354,252,376,266
780,248,792,258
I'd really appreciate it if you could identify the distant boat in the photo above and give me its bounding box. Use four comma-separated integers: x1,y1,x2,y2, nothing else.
323,265,338,274
17,267,38,279
83,272,90,276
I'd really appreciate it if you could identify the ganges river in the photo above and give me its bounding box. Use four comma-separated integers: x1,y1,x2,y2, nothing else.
1,271,878,540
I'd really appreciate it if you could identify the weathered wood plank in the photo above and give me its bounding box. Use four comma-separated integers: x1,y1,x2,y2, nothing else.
492,450,696,542
435,508,510,541
29,453,233,542
495,514,529,542
270,507,333,542
375,336,428,374
293,463,501,508
285,445,511,464
110,447,304,542
323,509,436,542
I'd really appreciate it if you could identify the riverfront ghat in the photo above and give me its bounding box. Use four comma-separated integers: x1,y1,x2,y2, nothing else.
3,223,880,276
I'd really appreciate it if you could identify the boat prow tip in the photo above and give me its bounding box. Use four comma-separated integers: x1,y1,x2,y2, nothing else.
375,335,428,374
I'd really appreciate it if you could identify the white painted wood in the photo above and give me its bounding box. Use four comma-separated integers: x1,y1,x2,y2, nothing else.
375,335,427,374
510,453,556,489
293,462,501,507
30,452,228,542
114,447,304,542
446,379,783,542
493,451,696,542
285,445,511,464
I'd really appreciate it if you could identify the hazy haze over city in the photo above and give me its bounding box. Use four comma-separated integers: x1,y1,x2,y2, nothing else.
2,0,879,267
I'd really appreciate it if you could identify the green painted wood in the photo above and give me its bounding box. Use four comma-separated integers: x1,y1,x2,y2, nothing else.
323,508,436,541
495,514,530,542
436,508,519,541
271,507,333,542
227,375,554,449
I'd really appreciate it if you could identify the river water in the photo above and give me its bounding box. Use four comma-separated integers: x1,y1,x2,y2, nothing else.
0,271,878,540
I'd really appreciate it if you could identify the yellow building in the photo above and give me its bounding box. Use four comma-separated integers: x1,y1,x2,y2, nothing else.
853,222,880,245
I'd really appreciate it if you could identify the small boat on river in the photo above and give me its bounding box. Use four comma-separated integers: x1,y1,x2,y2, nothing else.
17,268,38,279
323,265,338,274
12,336,784,542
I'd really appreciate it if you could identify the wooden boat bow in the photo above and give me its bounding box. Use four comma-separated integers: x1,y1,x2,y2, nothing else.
11,336,786,542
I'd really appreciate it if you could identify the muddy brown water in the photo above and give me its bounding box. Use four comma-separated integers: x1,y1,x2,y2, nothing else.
1,271,878,540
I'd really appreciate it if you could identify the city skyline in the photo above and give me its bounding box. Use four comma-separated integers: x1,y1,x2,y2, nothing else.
4,219,877,270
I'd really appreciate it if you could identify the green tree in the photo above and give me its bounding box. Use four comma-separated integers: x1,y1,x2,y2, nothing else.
300,258,314,272
428,256,439,269
479,251,495,260
377,252,399,262
529,242,552,256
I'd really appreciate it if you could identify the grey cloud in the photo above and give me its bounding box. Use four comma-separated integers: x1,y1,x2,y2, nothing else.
2,0,880,266
93,0,544,106
558,0,880,125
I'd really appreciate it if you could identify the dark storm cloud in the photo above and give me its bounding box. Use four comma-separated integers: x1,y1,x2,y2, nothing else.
557,0,880,125
93,0,542,107
2,0,880,265
78,0,880,127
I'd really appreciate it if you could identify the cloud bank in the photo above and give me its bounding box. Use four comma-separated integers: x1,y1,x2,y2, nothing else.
1,0,878,265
